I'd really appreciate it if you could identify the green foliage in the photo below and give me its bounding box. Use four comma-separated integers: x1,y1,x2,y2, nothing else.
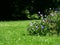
27,12,60,36
27,14,39,19
6,0,60,20
30,14,39,19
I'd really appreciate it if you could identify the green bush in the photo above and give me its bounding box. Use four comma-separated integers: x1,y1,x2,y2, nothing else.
31,14,39,19
27,11,60,36
27,14,39,19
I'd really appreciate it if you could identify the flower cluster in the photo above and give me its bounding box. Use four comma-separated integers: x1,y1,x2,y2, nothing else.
27,11,60,36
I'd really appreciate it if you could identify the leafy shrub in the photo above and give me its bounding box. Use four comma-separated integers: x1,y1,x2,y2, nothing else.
27,14,39,19
56,12,60,35
31,14,39,19
27,11,60,36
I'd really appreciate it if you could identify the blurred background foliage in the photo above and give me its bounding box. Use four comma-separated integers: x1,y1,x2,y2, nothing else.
1,0,60,20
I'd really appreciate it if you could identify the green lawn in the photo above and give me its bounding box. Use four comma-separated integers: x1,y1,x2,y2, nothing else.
0,20,60,45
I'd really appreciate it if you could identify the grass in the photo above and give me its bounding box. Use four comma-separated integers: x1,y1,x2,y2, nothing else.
0,20,60,45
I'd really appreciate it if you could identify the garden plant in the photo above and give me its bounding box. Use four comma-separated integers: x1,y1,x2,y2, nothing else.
27,11,60,36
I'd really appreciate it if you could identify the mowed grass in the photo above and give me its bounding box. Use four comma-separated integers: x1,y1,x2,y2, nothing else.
0,20,60,45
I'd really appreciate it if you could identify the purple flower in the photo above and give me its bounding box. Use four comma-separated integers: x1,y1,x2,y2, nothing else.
41,25,44,29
